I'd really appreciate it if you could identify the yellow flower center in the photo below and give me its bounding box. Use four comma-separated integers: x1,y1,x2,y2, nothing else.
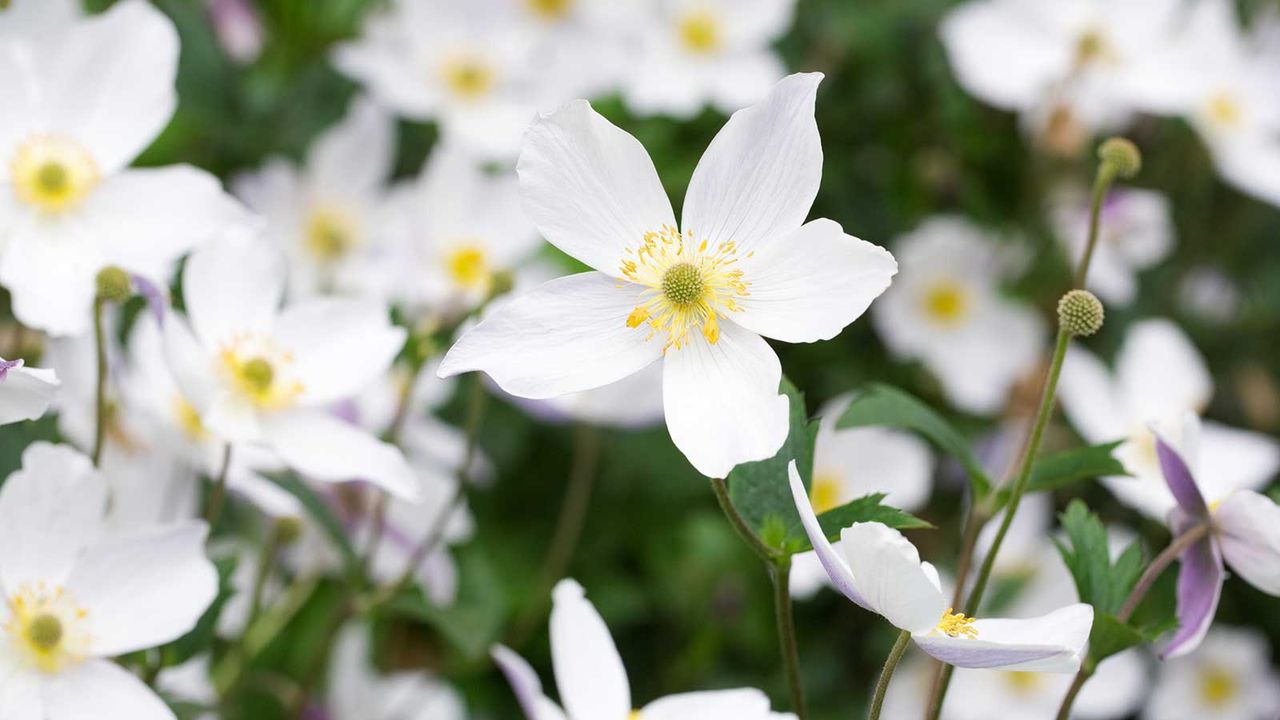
921,280,970,326
1072,29,1115,68
810,472,843,515
442,55,496,101
445,244,492,292
10,135,100,214
174,395,210,442
219,335,304,410
936,608,979,639
4,583,91,674
527,0,572,20
1206,92,1242,129
620,225,749,351
1198,666,1238,707
678,10,720,54
1003,671,1041,695
305,206,358,263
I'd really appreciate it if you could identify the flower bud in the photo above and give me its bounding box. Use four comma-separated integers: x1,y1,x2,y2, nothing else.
1058,289,1104,337
274,516,304,545
1097,137,1141,179
95,266,133,303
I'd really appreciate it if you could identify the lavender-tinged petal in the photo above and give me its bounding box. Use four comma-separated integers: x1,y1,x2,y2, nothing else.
492,645,563,720
0,358,23,380
786,461,871,610
912,604,1093,673
1155,433,1208,517
1214,490,1280,595
130,273,167,325
1161,531,1223,659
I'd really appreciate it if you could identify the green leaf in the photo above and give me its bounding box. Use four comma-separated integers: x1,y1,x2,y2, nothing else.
836,383,992,498
384,544,506,661
1054,500,1146,615
801,493,932,551
1087,612,1145,662
992,441,1127,509
267,473,362,584
726,377,818,554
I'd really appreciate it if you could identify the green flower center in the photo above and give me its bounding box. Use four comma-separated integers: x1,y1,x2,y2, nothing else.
661,262,705,306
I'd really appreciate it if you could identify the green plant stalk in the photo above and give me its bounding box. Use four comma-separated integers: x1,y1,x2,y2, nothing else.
869,630,912,720
91,297,108,467
205,444,233,528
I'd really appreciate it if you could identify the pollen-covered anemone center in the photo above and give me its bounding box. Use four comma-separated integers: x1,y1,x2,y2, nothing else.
937,608,979,639
1198,665,1238,706
5,583,91,674
678,10,720,54
442,55,496,101
305,207,358,263
621,225,750,351
11,135,100,214
220,335,304,410
445,244,492,291
922,280,970,326
810,471,843,515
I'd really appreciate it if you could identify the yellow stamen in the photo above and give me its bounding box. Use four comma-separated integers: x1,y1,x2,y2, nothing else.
921,281,969,326
445,244,492,292
4,583,91,674
11,135,100,214
937,608,978,639
1207,92,1242,129
810,472,843,515
1073,29,1115,68
678,10,720,54
442,55,496,101
527,0,572,20
305,206,358,262
219,335,304,410
1198,666,1238,707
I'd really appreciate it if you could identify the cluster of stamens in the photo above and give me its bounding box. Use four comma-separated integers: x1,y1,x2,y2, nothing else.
620,225,749,351
10,135,100,214
4,583,91,674
936,608,979,639
445,244,492,292
219,333,304,409
441,54,496,101
304,206,358,263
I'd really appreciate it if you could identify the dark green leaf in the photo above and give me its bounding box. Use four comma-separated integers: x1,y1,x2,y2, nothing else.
992,441,1128,509
1055,500,1146,615
1088,612,1145,662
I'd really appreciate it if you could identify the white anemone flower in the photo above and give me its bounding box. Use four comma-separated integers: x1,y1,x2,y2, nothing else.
1051,186,1174,306
384,146,540,315
0,0,80,38
873,216,1045,416
493,579,797,720
1058,318,1280,521
1143,626,1280,720
625,0,796,119
789,463,1093,672
163,235,422,500
0,356,58,425
0,443,218,719
234,96,396,299
332,0,539,160
0,0,249,336
514,0,642,103
328,623,467,720
439,73,897,478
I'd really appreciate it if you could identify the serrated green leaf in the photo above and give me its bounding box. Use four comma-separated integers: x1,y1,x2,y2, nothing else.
1055,500,1147,615
796,493,932,552
267,473,362,584
836,383,992,498
1088,612,1146,662
992,442,1127,509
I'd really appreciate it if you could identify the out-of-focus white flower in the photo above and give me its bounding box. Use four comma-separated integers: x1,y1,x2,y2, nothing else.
0,0,80,39
0,443,217,719
1051,186,1174,305
514,0,642,102
207,0,263,64
235,97,396,300
440,74,897,478
156,655,216,720
625,0,796,119
873,216,1045,416
383,146,540,315
0,356,58,425
1177,266,1241,325
328,624,466,720
332,0,539,159
1058,318,1279,521
1144,626,1280,720
793,392,935,599
0,0,249,336
163,235,421,500
493,579,797,720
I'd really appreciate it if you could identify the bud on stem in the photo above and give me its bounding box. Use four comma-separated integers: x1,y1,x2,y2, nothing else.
1058,289,1104,337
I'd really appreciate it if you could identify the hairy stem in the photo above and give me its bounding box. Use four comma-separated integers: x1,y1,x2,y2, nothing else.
869,630,912,720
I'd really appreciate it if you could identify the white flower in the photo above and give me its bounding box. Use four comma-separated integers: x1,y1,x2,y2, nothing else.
873,216,1045,415
0,356,58,425
439,73,897,478
0,0,249,336
1058,318,1280,520
234,96,396,300
332,0,540,159
163,234,422,500
1144,626,1280,720
0,0,80,38
383,146,540,315
1051,186,1174,305
328,624,466,720
493,579,796,720
514,0,641,103
625,0,796,119
0,443,218,720
789,463,1093,672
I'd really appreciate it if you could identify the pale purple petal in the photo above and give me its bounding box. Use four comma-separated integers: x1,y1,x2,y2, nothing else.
786,461,871,610
1155,434,1208,517
0,358,23,380
492,645,557,720
912,604,1093,673
130,273,167,324
1162,514,1223,659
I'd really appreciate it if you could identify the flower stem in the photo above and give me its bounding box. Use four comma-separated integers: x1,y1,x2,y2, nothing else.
205,443,233,528
1074,163,1116,288
869,630,912,720
91,297,108,467
710,476,777,563
770,556,809,720
363,363,429,576
1054,521,1211,720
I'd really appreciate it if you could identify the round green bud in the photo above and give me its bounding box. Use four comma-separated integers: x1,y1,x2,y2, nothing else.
27,613,63,651
1098,137,1142,179
241,357,275,393
274,516,304,545
1058,289,1105,337
95,266,133,303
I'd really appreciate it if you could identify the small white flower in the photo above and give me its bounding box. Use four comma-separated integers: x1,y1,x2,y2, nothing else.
514,0,641,103
1144,626,1280,720
624,0,796,119
0,443,218,720
0,356,58,426
163,235,422,499
439,73,897,478
493,579,796,720
0,0,249,336
329,624,467,720
1051,186,1174,305
1058,318,1280,521
873,216,1045,415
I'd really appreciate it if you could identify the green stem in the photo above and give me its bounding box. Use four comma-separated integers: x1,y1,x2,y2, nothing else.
869,630,912,720
363,363,428,576
205,443,233,528
710,476,777,563
91,298,108,467
771,557,809,720
1074,165,1116,288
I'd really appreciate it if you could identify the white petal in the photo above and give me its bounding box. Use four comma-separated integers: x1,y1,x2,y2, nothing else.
437,273,662,399
517,100,675,275
641,689,772,720
1212,134,1280,209
161,318,220,418
938,1,1070,111
706,50,787,115
786,461,871,608
1214,490,1280,595
549,579,631,720
492,645,568,720
682,73,822,254
0,363,59,425
0,647,43,718
913,604,1093,673
183,235,284,350
1197,422,1280,504
308,96,394,197
1058,346,1128,444
0,443,103,593
43,659,175,720
1116,319,1211,424
733,219,896,343
66,523,216,656
661,320,788,478
0,215,101,336
261,410,423,500
838,522,947,633
274,298,406,405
